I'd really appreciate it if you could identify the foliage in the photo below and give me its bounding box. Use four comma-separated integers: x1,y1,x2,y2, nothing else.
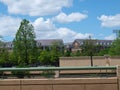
41,70,55,78
9,52,18,66
12,71,28,78
80,39,97,56
13,19,38,65
12,65,29,78
50,42,61,65
38,50,59,66
97,48,110,56
64,50,71,56
38,42,62,66
0,42,10,66
75,50,81,56
38,50,51,65
109,38,120,56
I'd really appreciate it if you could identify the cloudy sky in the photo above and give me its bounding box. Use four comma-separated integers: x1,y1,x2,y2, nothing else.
0,0,120,42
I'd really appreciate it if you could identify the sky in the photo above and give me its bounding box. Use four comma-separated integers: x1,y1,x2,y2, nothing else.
0,0,120,42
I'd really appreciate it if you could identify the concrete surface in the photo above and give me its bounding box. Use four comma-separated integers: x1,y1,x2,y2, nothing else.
0,78,118,90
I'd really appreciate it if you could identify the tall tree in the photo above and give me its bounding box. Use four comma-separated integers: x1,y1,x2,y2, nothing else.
13,19,38,65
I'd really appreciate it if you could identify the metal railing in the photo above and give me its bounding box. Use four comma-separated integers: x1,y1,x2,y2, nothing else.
0,66,117,79
0,66,117,71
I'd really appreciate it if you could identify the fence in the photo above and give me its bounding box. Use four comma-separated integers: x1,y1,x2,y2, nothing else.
0,66,120,90
0,66,117,78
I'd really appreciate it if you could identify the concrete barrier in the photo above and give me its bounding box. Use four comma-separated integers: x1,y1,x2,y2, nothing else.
0,64,120,90
0,79,20,90
59,56,120,67
53,78,118,90
0,78,118,90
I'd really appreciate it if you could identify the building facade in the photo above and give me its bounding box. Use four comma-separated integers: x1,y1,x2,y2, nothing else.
5,39,64,51
71,39,113,53
5,39,113,53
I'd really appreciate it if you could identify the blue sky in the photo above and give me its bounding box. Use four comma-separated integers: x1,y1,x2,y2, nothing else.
0,0,120,42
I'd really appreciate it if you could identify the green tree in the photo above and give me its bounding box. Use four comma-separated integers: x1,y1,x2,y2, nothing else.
13,19,38,65
64,50,71,57
0,41,9,66
81,38,97,66
96,46,110,56
38,41,62,66
50,42,61,66
38,50,51,65
109,38,120,56
9,52,17,66
81,39,97,56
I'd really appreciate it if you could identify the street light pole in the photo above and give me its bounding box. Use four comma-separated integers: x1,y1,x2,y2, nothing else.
89,35,93,66
90,51,93,66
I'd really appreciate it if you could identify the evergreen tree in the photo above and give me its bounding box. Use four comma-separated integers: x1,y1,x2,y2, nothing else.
13,19,38,65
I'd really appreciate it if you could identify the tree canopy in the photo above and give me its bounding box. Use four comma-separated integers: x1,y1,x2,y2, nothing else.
0,40,9,66
13,19,38,65
109,38,120,56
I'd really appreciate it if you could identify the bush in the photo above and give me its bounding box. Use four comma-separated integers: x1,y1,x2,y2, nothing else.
12,70,29,78
0,71,3,78
41,70,55,78
12,65,29,78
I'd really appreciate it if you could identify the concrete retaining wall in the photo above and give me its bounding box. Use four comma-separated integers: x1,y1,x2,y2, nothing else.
0,78,118,90
59,56,120,67
0,56,120,90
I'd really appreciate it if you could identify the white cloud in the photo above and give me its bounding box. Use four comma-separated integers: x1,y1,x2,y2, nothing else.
0,0,73,16
37,27,91,42
74,33,92,39
33,17,56,31
32,17,91,42
104,34,115,40
98,14,120,27
0,15,91,42
53,12,88,23
0,15,21,39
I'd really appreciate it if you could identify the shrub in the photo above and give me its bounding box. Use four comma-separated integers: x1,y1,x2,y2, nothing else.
41,70,55,78
12,65,29,78
12,70,29,78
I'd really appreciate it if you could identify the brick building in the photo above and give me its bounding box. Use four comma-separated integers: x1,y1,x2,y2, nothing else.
65,39,113,53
